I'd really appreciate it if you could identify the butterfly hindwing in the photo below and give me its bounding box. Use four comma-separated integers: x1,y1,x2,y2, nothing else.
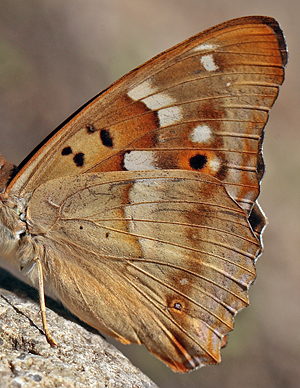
27,170,260,371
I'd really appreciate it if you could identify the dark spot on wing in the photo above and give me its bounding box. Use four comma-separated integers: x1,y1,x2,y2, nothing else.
100,129,113,148
73,152,85,167
189,154,207,170
215,162,228,180
173,302,182,311
86,124,96,133
249,203,266,235
61,146,72,155
257,149,265,181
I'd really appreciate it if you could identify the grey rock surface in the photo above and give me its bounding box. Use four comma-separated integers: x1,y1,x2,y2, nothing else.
0,269,158,388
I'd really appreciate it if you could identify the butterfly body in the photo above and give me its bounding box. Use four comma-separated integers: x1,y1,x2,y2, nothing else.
0,16,287,371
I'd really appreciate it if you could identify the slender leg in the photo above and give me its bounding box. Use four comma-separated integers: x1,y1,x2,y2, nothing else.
37,259,57,346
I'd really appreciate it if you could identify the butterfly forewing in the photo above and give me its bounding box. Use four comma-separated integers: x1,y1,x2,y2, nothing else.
9,16,286,215
1,16,287,372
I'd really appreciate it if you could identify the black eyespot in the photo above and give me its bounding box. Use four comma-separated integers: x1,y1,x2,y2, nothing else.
105,232,109,238
174,302,182,311
189,154,207,170
100,129,113,148
79,226,83,230
86,124,96,133
61,146,72,156
73,152,85,167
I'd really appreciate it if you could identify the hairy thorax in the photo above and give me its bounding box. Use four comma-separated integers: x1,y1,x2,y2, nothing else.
0,196,40,287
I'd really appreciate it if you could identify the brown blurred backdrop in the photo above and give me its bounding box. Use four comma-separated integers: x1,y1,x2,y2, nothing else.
0,1,299,387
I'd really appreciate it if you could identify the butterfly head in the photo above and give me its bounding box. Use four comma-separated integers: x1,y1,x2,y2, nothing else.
0,154,16,194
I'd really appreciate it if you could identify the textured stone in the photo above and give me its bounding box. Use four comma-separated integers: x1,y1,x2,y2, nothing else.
0,269,158,388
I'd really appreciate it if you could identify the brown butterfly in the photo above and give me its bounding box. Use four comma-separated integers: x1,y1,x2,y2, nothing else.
0,16,287,372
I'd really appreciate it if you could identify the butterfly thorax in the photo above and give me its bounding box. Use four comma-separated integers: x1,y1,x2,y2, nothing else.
0,198,43,290
0,152,40,284
0,198,25,263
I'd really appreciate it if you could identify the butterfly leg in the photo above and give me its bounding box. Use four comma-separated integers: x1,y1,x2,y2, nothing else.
37,259,57,346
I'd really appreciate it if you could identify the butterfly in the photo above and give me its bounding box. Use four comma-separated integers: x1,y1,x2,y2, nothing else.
0,16,287,372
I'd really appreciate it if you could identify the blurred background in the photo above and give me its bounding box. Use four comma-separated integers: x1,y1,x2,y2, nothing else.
0,1,299,387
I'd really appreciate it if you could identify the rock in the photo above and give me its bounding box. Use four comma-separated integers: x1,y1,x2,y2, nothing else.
0,269,158,388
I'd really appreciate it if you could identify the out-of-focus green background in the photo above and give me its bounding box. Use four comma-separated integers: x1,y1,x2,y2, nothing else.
0,1,299,387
